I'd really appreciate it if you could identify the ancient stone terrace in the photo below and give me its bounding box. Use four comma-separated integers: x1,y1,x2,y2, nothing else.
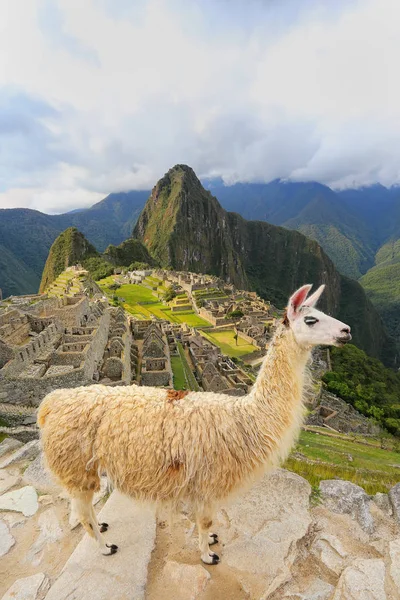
187,334,253,395
0,296,110,406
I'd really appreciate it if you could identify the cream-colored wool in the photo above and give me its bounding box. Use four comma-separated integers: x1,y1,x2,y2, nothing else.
37,284,351,562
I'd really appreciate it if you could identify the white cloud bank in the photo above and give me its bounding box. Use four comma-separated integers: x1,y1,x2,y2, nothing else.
0,0,398,212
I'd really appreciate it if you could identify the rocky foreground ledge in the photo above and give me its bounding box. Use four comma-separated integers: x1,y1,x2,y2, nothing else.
0,436,399,600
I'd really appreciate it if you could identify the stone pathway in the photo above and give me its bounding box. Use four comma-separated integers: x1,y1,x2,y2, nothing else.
44,492,156,600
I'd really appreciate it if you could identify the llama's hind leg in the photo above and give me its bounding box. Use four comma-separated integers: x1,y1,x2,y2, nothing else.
71,491,118,556
69,498,108,533
196,509,219,565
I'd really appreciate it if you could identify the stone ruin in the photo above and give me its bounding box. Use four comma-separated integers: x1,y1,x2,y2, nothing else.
307,389,381,435
187,334,253,395
98,307,132,385
0,294,110,406
139,322,172,387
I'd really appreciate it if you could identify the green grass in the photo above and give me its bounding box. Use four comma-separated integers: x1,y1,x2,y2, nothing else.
200,329,257,358
177,342,200,391
170,311,211,327
171,356,187,389
99,282,212,327
285,430,400,495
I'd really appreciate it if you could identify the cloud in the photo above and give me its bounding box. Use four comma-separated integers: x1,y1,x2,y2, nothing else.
0,0,398,212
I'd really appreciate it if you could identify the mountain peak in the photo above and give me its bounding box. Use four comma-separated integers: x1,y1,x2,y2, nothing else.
39,227,97,293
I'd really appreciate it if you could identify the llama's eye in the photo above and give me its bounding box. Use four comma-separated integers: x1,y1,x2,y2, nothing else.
304,316,319,326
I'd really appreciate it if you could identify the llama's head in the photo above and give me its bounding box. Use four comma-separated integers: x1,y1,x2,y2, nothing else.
285,284,351,348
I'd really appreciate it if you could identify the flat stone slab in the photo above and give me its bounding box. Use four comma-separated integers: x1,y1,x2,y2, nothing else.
0,469,20,494
0,485,39,516
0,438,23,459
26,507,64,566
0,519,15,556
44,491,156,600
1,573,50,600
0,440,40,469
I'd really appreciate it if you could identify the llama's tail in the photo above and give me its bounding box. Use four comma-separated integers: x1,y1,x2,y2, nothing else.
37,394,54,428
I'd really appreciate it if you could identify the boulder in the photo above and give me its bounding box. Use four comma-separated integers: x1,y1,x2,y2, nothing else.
0,440,40,469
0,519,15,557
0,485,39,516
319,480,374,534
1,573,50,600
158,561,211,600
332,558,386,600
0,469,20,494
389,482,400,524
0,437,23,458
310,533,348,576
219,469,312,598
373,492,393,517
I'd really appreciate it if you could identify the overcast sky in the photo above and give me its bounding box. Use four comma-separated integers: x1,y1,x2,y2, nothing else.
0,0,398,213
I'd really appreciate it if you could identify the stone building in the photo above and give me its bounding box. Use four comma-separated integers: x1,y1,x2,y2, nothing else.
188,334,253,395
140,323,172,387
98,307,132,385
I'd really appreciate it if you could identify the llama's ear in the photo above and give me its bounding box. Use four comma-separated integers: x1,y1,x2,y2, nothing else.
287,284,312,320
303,284,325,308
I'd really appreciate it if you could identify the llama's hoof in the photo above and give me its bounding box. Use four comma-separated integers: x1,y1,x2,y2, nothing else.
104,543,118,555
202,552,220,565
209,533,218,545
99,522,109,532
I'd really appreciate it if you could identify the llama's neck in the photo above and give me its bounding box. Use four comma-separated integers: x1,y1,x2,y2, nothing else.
246,325,311,466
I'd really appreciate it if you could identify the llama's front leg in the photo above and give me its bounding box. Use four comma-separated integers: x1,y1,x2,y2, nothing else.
196,512,219,565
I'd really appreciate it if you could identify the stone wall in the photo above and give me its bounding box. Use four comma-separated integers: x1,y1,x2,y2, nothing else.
51,296,90,328
1,321,64,378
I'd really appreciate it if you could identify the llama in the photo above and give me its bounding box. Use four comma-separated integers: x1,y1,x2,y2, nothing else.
38,284,351,564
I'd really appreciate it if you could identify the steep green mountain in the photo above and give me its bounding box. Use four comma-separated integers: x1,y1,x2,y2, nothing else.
103,238,156,267
134,165,394,364
133,166,247,287
0,191,150,297
209,180,375,279
0,244,40,298
39,227,156,292
40,228,99,292
360,239,400,351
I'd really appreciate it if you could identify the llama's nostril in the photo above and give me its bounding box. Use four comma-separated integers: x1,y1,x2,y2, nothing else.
341,327,350,334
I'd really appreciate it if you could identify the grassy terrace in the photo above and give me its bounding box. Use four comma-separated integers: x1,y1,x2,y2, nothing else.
98,279,211,327
200,329,257,358
171,343,200,391
286,430,400,495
